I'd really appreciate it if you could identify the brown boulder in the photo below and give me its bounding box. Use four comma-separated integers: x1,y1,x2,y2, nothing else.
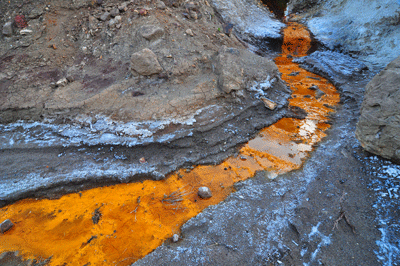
356,55,400,162
130,48,163,76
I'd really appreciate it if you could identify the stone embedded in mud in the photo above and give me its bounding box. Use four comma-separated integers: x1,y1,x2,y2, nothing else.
356,55,400,163
172,234,180,242
156,0,167,10
139,25,165,41
2,22,13,37
261,97,277,110
215,46,282,94
315,88,325,99
56,78,68,87
185,28,194,37
110,8,120,18
119,2,128,12
28,7,44,19
130,48,163,76
222,23,234,37
88,16,98,30
0,219,14,234
198,186,212,199
99,12,110,21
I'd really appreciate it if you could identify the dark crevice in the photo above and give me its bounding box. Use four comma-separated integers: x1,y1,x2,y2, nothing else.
261,0,290,19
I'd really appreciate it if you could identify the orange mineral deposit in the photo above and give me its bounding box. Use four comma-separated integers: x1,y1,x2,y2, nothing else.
0,22,339,265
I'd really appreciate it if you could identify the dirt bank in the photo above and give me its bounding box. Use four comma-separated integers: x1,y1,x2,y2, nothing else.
0,0,301,206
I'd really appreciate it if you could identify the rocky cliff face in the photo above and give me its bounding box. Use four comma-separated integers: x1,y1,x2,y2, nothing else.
288,0,400,69
356,56,400,163
0,0,287,133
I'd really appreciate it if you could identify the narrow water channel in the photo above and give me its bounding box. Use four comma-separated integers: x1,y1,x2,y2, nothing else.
0,23,339,265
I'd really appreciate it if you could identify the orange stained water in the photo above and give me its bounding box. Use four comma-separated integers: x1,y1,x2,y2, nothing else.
0,22,340,265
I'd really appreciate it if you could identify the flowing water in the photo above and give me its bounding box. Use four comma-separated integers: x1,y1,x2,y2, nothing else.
0,23,340,265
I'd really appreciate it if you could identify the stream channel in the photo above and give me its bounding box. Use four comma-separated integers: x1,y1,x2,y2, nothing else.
0,18,342,265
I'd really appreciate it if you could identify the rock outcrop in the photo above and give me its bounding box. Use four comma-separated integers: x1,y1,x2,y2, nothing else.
211,0,285,45
288,0,400,68
356,56,400,163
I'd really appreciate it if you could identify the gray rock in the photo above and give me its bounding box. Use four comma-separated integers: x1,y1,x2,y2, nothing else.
99,12,110,21
108,16,121,28
56,78,68,87
20,29,33,35
110,8,120,17
118,2,128,12
198,186,212,199
0,219,14,234
88,16,98,30
2,22,13,37
156,0,167,10
210,0,284,42
315,88,325,99
130,48,163,76
138,25,164,41
293,51,367,86
215,46,285,98
71,0,92,8
28,7,43,19
356,55,400,163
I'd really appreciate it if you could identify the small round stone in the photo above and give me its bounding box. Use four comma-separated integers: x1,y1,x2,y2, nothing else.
172,234,179,242
1,219,14,234
198,186,212,199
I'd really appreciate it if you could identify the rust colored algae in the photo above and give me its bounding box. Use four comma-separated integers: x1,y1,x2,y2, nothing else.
0,22,340,265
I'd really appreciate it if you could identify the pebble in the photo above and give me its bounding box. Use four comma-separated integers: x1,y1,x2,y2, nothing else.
185,2,197,11
110,8,120,17
139,25,164,41
139,9,148,16
288,71,300,76
185,28,194,37
20,28,33,35
156,1,166,10
172,234,179,242
118,2,128,12
88,16,98,30
198,186,212,199
0,219,14,234
189,11,198,20
2,22,13,37
315,89,326,99
99,12,110,21
130,48,163,76
56,78,68,87
222,23,234,36
108,16,122,27
28,7,43,19
260,97,277,110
